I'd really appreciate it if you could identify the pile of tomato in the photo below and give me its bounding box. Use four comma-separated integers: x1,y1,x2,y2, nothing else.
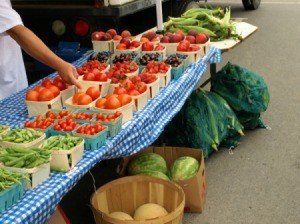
53,118,78,132
25,76,69,102
95,111,122,122
95,94,132,110
72,86,101,105
76,123,106,135
45,110,70,119
113,78,147,96
69,112,95,121
24,115,55,129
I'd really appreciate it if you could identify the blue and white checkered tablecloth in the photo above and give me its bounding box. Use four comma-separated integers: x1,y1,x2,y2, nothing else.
0,47,221,224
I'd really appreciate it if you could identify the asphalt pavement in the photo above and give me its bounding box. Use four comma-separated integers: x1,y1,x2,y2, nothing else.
183,1,300,224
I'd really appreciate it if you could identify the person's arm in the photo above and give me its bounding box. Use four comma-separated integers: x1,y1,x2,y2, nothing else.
7,24,81,89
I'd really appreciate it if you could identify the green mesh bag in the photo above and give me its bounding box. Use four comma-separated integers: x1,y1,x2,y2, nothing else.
163,89,244,158
211,62,270,129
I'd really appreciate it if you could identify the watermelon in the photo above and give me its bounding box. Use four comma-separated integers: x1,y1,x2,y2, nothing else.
134,170,170,180
127,153,168,175
169,156,199,181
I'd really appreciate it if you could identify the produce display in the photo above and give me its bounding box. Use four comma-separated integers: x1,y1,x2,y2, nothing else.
164,7,241,41
1,128,44,144
68,111,95,121
40,135,83,151
71,87,100,105
0,147,51,169
44,110,70,120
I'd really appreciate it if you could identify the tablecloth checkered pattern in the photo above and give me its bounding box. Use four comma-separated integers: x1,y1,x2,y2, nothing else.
0,47,221,224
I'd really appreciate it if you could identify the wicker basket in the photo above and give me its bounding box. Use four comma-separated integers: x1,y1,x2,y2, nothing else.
91,176,185,224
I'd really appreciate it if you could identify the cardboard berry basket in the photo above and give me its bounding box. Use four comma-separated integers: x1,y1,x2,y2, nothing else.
146,76,160,99
46,136,84,171
111,52,139,64
93,101,134,124
78,76,111,98
176,47,202,66
92,40,113,52
0,179,25,213
107,82,119,95
0,130,46,149
195,38,210,56
25,95,62,116
117,146,206,213
157,66,172,88
0,163,50,189
60,86,76,107
70,109,99,124
73,125,108,151
64,95,99,112
92,114,123,137
160,42,179,55
131,87,149,112
171,62,185,80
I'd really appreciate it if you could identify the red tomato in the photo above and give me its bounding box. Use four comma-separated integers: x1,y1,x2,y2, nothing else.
72,92,85,104
128,89,140,96
46,85,60,97
26,90,39,101
53,76,68,90
113,87,127,95
95,98,107,109
86,87,100,100
119,80,134,91
117,94,132,106
64,126,73,132
105,97,121,109
38,89,55,101
94,73,108,82
83,72,95,81
41,78,53,87
136,82,147,93
177,40,190,52
77,94,93,105
34,85,46,93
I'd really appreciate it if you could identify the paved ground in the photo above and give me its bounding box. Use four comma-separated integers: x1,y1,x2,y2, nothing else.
183,0,300,223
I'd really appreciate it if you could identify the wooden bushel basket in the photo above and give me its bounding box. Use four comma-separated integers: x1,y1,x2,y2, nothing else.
90,176,185,224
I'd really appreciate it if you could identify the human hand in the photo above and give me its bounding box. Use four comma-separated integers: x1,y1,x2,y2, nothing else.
57,62,82,89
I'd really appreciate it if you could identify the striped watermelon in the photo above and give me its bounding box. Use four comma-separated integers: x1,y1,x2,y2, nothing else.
169,156,199,181
134,170,170,180
128,153,168,175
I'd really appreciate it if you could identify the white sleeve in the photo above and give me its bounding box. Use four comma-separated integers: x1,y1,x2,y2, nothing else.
0,0,23,35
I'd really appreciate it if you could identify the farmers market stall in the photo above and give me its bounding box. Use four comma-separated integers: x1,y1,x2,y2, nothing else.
0,47,221,223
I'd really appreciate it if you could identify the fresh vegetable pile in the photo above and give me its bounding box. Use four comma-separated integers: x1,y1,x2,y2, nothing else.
164,7,241,41
127,153,200,181
0,147,51,169
40,135,83,151
1,128,44,144
0,125,9,134
0,168,28,192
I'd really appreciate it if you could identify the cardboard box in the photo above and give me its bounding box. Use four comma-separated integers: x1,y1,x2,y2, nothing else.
117,146,206,213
